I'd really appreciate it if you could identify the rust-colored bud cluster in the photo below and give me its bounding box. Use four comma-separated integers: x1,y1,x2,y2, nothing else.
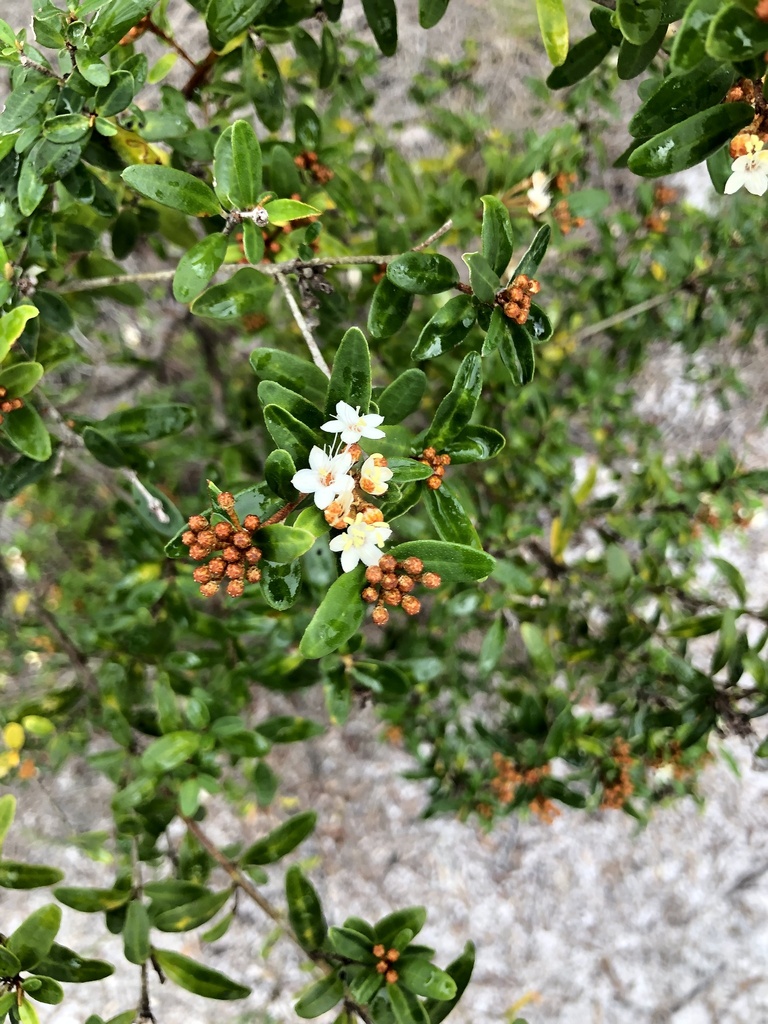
418,447,451,490
372,943,400,983
599,738,635,810
552,200,584,236
181,493,263,598
294,150,334,185
362,555,441,627
496,274,541,326
0,386,24,426
490,753,560,824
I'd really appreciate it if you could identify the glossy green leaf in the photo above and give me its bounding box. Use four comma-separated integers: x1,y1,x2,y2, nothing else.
241,811,317,865
706,4,768,60
295,104,322,150
0,945,20,975
328,926,377,962
377,369,427,421
398,959,457,1001
628,102,753,176
173,233,228,303
670,0,721,70
419,0,450,28
423,942,475,1024
390,541,494,582
462,252,500,305
242,219,265,263
36,943,114,982
122,166,221,217
368,277,415,340
123,901,150,965
152,948,250,1000
375,906,427,946
81,427,129,469
389,982,430,1024
319,24,338,85
205,0,272,47
265,448,298,498
265,198,320,226
300,565,366,658
444,426,505,464
8,904,61,971
190,267,272,319
213,125,235,207
0,861,63,889
386,253,459,295
258,382,324,432
23,976,64,1005
230,119,262,208
256,715,324,743
590,6,623,45
616,0,661,45
536,0,569,65
480,195,515,277
94,70,136,116
75,49,110,87
512,224,551,279
295,974,344,1018
17,156,47,217
154,889,230,932
140,731,200,774
0,306,39,362
617,22,667,80
524,302,553,344
424,352,482,449
0,361,43,397
424,483,481,549
628,62,734,138
89,0,158,54
546,32,612,89
387,458,434,483
261,559,303,610
247,44,285,131
3,404,52,462
263,404,318,466
500,320,535,386
251,347,329,406
326,326,371,415
98,403,194,444
258,524,315,563
43,113,92,144
362,0,398,55
0,78,55,133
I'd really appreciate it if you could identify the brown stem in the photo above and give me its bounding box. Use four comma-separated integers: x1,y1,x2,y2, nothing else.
261,496,306,527
146,19,197,67
182,49,218,98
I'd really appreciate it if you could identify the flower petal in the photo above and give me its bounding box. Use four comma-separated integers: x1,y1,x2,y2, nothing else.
292,468,320,492
340,546,359,573
744,174,768,196
723,172,744,195
321,418,343,435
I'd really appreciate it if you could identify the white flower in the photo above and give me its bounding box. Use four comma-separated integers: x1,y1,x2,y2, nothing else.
322,401,385,445
291,445,355,510
359,453,393,496
724,135,768,197
526,170,551,216
329,513,392,573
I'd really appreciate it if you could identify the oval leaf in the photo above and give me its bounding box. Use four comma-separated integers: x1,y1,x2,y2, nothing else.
241,810,317,865
389,541,495,583
300,565,366,658
628,102,754,176
122,165,221,217
152,948,250,1000
173,233,228,303
386,253,459,295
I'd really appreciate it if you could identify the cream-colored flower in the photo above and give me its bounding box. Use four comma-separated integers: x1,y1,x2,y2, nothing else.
359,453,393,496
526,170,551,216
322,401,385,445
291,445,355,510
329,513,392,572
724,135,768,197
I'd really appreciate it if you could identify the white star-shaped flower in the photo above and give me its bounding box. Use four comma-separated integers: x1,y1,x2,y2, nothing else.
321,401,385,445
291,445,355,510
328,513,392,573
526,170,551,216
724,135,768,197
359,453,393,496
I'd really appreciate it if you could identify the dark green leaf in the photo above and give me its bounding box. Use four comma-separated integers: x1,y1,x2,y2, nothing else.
462,252,500,305
263,404,318,466
265,448,298,498
75,49,110,87
123,901,150,965
319,24,338,87
512,224,551,279
419,0,450,28
8,905,61,971
628,102,753,176
390,541,494,582
377,369,426,421
94,70,136,117
258,524,315,563
98,404,194,445
389,982,430,1024
205,0,273,48
82,427,129,469
261,559,303,610
424,352,482,449
258,382,324,432
398,959,457,1001
154,890,230,933
256,716,324,743
122,166,221,217
480,195,515,277
0,307,39,362
300,565,366,658
0,862,64,889
286,865,327,952
0,361,44,397
325,326,371,415
375,907,426,946
444,426,505,464
386,253,459,295
250,347,329,406
294,104,322,150
368,277,414,340
424,483,481,548
328,926,377,962
35,943,114,982
546,33,612,89
707,5,768,61
230,119,262,208
190,267,272,319
500,319,535,386
247,45,285,132
387,458,434,483
628,62,734,137
173,233,228,303
241,811,317,865
43,114,92,144
423,942,475,1024
361,0,398,55
243,219,265,263
3,404,52,462
152,949,250,1000
0,946,20,975
617,22,667,80
18,156,47,217
616,0,661,45
670,0,721,70
295,975,344,1019
89,0,158,54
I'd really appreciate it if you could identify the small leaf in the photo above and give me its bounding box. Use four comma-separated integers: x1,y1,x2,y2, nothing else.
43,113,92,144
480,195,514,276
261,559,303,610
670,0,721,70
706,4,768,61
536,0,569,65
424,352,482,449
294,104,322,150
295,975,344,1019
628,103,753,176
3,405,52,462
424,483,481,549
247,44,285,132
0,793,15,847
241,811,317,865
398,959,457,1002
35,942,114,983
54,886,129,913
154,890,230,933
82,428,129,469
258,524,315,563
389,982,430,1024
368,277,414,340
265,198,320,226
511,225,551,279
75,49,110,86
152,949,250,1000
462,252,500,304
264,449,297,498
423,942,475,1024
0,862,64,889
361,0,398,55
0,361,44,397
386,253,459,295
419,0,450,28
263,404,318,466
173,233,228,303
8,905,61,971
190,267,272,319
628,62,734,138
97,403,194,444
122,165,221,217
616,0,661,45
377,369,427,421
617,22,668,80
123,901,151,965
444,426,505,464
242,219,265,263
24,976,64,1005
389,541,495,583
0,946,20,975
300,566,366,659
140,732,200,774
0,306,39,362
328,926,377,962
325,326,371,415
251,347,328,406
546,33,612,89
375,907,427,946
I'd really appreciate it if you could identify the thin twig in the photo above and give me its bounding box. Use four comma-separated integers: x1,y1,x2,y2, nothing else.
413,218,453,252
57,270,176,294
122,469,171,525
572,293,671,343
275,273,331,377
146,19,196,67
136,961,156,1024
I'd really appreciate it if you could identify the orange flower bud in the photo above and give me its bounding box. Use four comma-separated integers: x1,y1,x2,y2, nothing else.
362,586,380,603
365,565,383,584
188,515,208,533
193,566,211,584
218,492,235,509
245,547,262,564
401,595,421,616
401,557,423,575
372,606,389,626
243,514,260,532
226,579,245,597
421,572,441,589
379,555,397,572
199,581,220,597
246,567,262,584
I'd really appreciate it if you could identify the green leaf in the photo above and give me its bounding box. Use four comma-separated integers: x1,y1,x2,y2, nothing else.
98,403,194,445
213,125,235,207
617,22,668,80
173,233,228,303
152,949,250,1000
263,404,318,466
628,102,753,176
246,44,285,131
0,361,43,397
0,306,39,362
258,524,315,563
3,405,52,462
512,224,551,279
423,942,475,1024
23,976,64,1005
536,0,569,65
206,0,273,49
43,113,92,144
419,0,451,28
328,926,377,962
258,382,324,432
707,4,768,60
295,104,322,150
389,982,430,1024
256,715,324,743
711,557,747,604
123,901,151,966
500,320,535,386
368,277,414,340
140,731,200,774
82,428,128,469
424,483,481,549
0,861,64,889
35,943,113,983
265,198,320,226
387,458,434,483
319,24,338,86
265,448,298,498
389,541,494,583
261,559,303,610
616,0,661,45
17,157,47,218
546,32,612,89
462,252,499,305
122,166,221,217
300,565,366,658
54,886,129,913
666,614,724,638
325,326,371,415
75,49,110,87
386,253,459,295
8,905,61,971
375,907,426,946
154,890,230,932
286,868,327,954
0,793,15,848
480,195,515,277
444,426,505,464
377,369,427,421
590,6,623,45
242,219,265,263
94,70,136,116
424,352,482,449
670,0,721,70
628,62,734,138
361,0,398,55
0,78,55,133
241,811,317,865
295,975,344,1019
18,997,41,1024
228,119,263,208
251,347,329,406
398,959,457,1002
89,0,158,54
0,945,20,975
190,267,272,319
524,302,553,344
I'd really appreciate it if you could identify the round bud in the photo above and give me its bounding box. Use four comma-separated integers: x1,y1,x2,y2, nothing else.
226,579,245,597
222,546,241,563
199,581,220,598
218,492,235,509
401,557,423,576
181,531,196,547
421,572,441,589
372,945,386,959
379,554,397,573
196,530,216,551
0,401,11,413
243,514,260,532
401,595,421,616
188,544,208,561
193,566,211,584
397,575,415,593
423,447,437,461
385,970,398,985
381,573,398,591
362,586,379,603
188,515,208,533
233,531,252,549
245,547,262,564
382,589,402,606
208,558,226,579
372,606,389,626
0,386,6,397
214,522,234,542
376,961,388,974
433,465,445,478
438,454,451,466
246,567,262,584
365,565,383,584
386,949,400,962
226,563,244,579
427,475,442,489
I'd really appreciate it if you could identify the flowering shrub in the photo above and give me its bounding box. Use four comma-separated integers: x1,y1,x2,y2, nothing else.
0,1,768,1023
